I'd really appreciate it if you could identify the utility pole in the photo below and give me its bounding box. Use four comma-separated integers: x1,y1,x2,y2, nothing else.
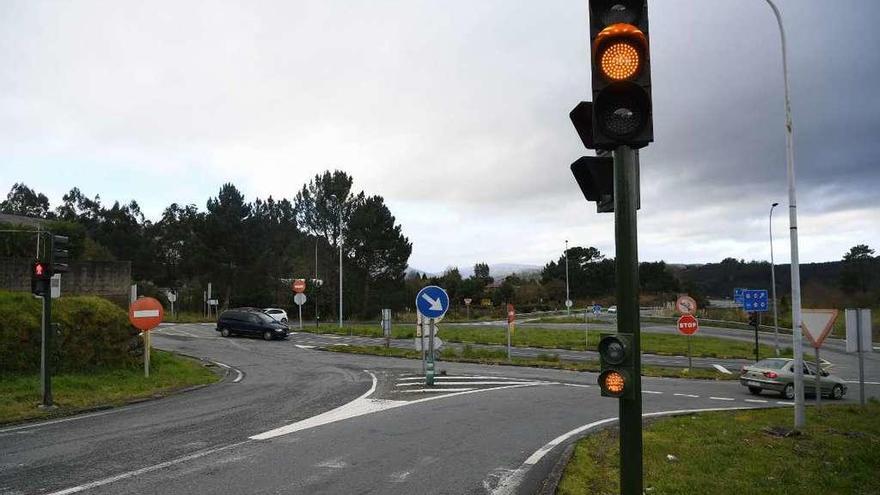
565,239,571,315
769,202,780,356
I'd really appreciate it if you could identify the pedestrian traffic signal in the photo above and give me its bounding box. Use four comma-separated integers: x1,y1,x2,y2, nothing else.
31,260,49,296
588,0,653,149
51,235,69,274
571,156,614,213
598,333,635,398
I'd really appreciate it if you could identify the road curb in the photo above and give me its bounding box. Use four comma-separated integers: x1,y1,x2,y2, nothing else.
536,443,575,495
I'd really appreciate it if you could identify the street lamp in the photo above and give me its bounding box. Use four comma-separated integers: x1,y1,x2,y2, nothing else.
764,0,805,429
565,240,571,315
769,202,780,356
331,194,344,331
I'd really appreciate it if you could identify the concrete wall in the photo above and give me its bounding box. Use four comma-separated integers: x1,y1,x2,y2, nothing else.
0,257,131,305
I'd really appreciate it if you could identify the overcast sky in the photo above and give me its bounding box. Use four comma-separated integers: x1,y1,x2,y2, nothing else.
2,0,878,273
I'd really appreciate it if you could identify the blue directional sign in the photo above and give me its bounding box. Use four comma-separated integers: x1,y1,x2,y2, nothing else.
416,285,450,319
742,289,769,312
734,288,745,307
593,304,602,315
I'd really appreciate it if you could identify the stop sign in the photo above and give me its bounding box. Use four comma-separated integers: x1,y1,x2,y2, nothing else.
292,279,306,293
677,314,699,336
129,297,164,332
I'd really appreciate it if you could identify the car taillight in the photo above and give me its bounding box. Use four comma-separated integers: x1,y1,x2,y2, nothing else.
763,371,778,379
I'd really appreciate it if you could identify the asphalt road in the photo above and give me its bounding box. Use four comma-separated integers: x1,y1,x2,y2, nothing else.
1,323,875,495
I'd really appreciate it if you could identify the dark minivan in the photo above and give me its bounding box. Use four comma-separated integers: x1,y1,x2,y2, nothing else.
216,308,289,340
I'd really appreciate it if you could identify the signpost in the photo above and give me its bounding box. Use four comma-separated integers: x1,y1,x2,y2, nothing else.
845,308,872,406
416,286,449,386
734,288,745,307
677,314,699,371
676,295,697,315
801,309,838,407
743,290,770,361
294,293,307,329
129,297,164,378
464,298,472,320
381,308,392,348
507,303,515,361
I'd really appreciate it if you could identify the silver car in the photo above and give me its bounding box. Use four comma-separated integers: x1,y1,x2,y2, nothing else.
739,358,847,400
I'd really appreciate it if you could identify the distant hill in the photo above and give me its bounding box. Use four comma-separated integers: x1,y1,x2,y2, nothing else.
406,263,542,279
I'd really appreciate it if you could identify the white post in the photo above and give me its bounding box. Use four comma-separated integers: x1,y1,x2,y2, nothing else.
339,207,344,331
144,331,151,378
764,0,805,428
564,240,570,315
769,203,780,357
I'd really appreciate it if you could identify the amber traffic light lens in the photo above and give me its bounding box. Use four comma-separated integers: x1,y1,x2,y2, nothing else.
602,371,626,394
600,41,641,81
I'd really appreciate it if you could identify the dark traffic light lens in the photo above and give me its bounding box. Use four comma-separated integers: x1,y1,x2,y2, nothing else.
596,1,640,25
596,83,649,139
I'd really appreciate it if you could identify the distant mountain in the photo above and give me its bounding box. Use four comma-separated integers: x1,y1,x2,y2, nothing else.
406,263,542,279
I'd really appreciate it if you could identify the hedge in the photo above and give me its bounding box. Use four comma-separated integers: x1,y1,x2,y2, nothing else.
0,291,142,373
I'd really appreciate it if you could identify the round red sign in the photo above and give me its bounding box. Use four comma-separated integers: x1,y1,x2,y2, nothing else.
129,297,164,332
677,314,699,336
292,279,306,293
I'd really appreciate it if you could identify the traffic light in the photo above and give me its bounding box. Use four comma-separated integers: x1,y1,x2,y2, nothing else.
748,312,759,328
588,0,653,149
51,235,69,274
31,260,50,296
571,156,614,213
597,333,635,398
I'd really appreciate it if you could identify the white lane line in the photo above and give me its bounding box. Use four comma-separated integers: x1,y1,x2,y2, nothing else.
745,399,768,403
488,405,763,495
777,401,794,405
396,375,527,381
0,408,123,435
46,441,250,495
642,390,663,395
560,383,591,389
396,381,538,387
674,393,699,398
713,364,733,374
295,344,316,349
843,380,880,385
399,388,475,393
709,397,735,401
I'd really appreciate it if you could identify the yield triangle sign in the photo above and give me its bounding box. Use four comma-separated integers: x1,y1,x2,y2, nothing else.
801,309,838,348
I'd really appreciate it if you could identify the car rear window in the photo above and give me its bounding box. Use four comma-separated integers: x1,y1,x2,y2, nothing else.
755,358,788,369
267,309,281,314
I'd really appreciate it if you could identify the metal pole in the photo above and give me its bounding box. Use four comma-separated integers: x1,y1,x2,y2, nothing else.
585,310,589,351
339,208,344,331
814,346,820,407
144,331,151,378
754,313,760,362
426,318,436,386
769,203,780,356
40,280,53,408
298,303,303,330
687,335,692,372
565,239,570,316
857,310,865,406
507,319,512,361
614,145,642,495
764,0,805,429
315,238,319,327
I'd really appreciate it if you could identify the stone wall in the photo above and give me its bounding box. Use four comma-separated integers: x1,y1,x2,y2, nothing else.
0,257,131,306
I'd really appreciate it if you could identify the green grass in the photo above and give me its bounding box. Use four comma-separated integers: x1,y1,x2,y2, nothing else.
301,324,786,360
164,311,216,324
528,316,609,324
322,344,736,380
0,350,220,425
557,400,880,495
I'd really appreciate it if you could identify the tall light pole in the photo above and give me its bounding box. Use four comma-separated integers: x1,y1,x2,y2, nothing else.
769,202,780,356
331,194,344,331
564,239,571,315
765,0,805,429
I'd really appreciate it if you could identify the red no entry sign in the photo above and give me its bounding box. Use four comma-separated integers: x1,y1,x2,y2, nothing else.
678,314,699,336
292,279,306,293
129,297,164,332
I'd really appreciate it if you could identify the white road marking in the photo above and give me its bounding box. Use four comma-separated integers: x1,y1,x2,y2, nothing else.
642,390,663,395
709,397,735,401
399,388,475,393
674,393,699,398
212,361,243,383
46,441,250,495
397,375,526,381
396,381,538,387
389,471,411,483
560,383,591,388
0,408,123,435
712,364,733,374
777,401,794,405
488,405,763,495
295,344,316,349
744,399,768,403
843,380,880,385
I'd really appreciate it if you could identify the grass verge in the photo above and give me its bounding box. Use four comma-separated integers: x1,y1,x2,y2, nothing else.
300,325,784,360
322,344,735,380
557,400,880,495
0,350,220,425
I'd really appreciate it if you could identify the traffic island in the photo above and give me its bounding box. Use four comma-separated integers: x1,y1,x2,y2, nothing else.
556,400,880,494
0,350,220,425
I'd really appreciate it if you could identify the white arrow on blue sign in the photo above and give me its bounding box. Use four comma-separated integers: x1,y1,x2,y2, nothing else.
416,285,450,319
742,289,769,312
593,304,602,315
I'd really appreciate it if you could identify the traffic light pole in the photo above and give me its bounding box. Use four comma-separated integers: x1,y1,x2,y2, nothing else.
613,145,642,495
40,280,53,408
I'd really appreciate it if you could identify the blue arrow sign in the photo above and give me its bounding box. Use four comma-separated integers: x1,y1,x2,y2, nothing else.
742,289,769,312
734,288,745,307
416,285,449,319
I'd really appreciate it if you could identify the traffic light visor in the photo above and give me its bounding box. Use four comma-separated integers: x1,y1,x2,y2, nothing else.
594,24,647,82
599,370,627,395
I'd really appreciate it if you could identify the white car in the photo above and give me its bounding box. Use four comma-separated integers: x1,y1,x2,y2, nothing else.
607,305,618,314
263,308,289,324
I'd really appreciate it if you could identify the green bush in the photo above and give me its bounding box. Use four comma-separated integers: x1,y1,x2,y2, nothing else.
0,291,142,373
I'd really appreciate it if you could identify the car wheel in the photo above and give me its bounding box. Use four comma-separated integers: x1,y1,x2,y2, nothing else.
782,383,794,400
748,387,761,395
281,318,288,324
220,328,231,338
263,330,274,341
831,384,844,400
